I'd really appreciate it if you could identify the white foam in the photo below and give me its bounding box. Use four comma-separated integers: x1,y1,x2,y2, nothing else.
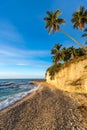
0,85,39,110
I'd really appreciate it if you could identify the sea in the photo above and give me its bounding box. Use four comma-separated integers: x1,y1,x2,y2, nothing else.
0,79,40,110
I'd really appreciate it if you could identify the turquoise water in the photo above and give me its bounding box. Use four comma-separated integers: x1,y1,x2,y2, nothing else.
0,79,40,110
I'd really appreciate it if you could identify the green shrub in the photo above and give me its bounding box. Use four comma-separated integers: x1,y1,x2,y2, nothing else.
46,55,87,80
46,63,62,80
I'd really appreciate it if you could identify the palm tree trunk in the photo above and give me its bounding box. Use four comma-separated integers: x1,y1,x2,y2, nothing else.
60,29,87,51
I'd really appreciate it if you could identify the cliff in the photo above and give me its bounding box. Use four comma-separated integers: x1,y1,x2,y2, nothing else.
46,55,87,93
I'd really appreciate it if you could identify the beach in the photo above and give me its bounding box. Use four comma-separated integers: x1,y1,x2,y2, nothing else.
0,81,87,130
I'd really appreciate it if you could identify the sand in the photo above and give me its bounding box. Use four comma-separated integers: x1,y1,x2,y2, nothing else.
0,81,87,130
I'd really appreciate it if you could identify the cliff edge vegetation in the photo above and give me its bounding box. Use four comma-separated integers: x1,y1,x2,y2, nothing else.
46,55,87,93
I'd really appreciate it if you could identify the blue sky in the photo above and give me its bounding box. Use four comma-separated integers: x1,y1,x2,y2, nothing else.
0,0,87,79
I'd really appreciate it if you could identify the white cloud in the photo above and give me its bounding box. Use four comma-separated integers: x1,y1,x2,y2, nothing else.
0,20,51,78
16,63,29,66
0,20,51,68
16,60,51,67
0,20,24,43
0,45,51,67
0,45,50,57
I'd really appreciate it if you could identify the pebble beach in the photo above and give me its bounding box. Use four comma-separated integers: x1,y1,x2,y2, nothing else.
0,81,87,130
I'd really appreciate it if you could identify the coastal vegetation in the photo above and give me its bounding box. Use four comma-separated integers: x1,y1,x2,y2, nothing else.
46,44,87,79
44,6,87,50
71,6,87,30
44,6,87,79
51,43,86,64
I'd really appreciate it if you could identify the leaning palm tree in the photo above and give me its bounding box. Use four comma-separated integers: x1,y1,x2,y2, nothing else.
71,6,87,30
44,10,65,33
44,10,87,51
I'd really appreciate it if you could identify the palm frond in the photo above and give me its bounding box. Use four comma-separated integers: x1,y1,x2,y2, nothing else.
57,18,66,24
44,17,51,21
71,6,87,30
73,23,79,29
82,33,87,37
54,10,61,18
45,22,50,29
48,25,53,34
78,6,85,16
53,24,60,32
84,28,87,31
46,11,53,17
84,9,87,16
51,49,57,54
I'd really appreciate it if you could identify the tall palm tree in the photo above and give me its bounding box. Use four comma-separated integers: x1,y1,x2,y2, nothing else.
44,10,87,51
71,6,87,30
44,10,65,33
51,43,62,64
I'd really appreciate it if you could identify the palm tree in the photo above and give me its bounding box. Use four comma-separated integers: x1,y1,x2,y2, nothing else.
51,43,62,64
75,48,86,56
61,47,70,62
61,47,75,62
44,10,87,51
68,46,76,59
71,6,87,30
44,10,65,33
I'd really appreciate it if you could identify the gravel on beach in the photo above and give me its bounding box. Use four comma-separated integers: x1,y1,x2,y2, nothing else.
0,82,87,130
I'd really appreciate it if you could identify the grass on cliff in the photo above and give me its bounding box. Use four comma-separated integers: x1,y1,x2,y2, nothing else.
46,55,87,80
46,63,62,80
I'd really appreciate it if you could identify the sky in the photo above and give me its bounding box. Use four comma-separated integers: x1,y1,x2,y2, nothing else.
0,0,87,79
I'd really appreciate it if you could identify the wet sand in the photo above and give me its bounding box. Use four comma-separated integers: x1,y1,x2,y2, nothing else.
0,81,87,130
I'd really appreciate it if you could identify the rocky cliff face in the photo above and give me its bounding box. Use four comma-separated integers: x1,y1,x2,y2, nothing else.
46,55,87,93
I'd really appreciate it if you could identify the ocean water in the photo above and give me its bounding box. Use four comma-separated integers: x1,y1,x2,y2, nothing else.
0,79,40,110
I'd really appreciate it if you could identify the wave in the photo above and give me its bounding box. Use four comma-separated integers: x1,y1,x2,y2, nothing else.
0,82,15,87
0,81,35,88
0,85,39,110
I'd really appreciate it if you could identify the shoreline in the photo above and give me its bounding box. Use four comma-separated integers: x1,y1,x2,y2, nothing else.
0,80,51,114
0,79,46,112
0,81,42,113
0,81,87,130
0,85,39,111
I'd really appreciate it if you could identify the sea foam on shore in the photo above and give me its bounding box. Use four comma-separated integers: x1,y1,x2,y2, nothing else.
0,79,40,110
